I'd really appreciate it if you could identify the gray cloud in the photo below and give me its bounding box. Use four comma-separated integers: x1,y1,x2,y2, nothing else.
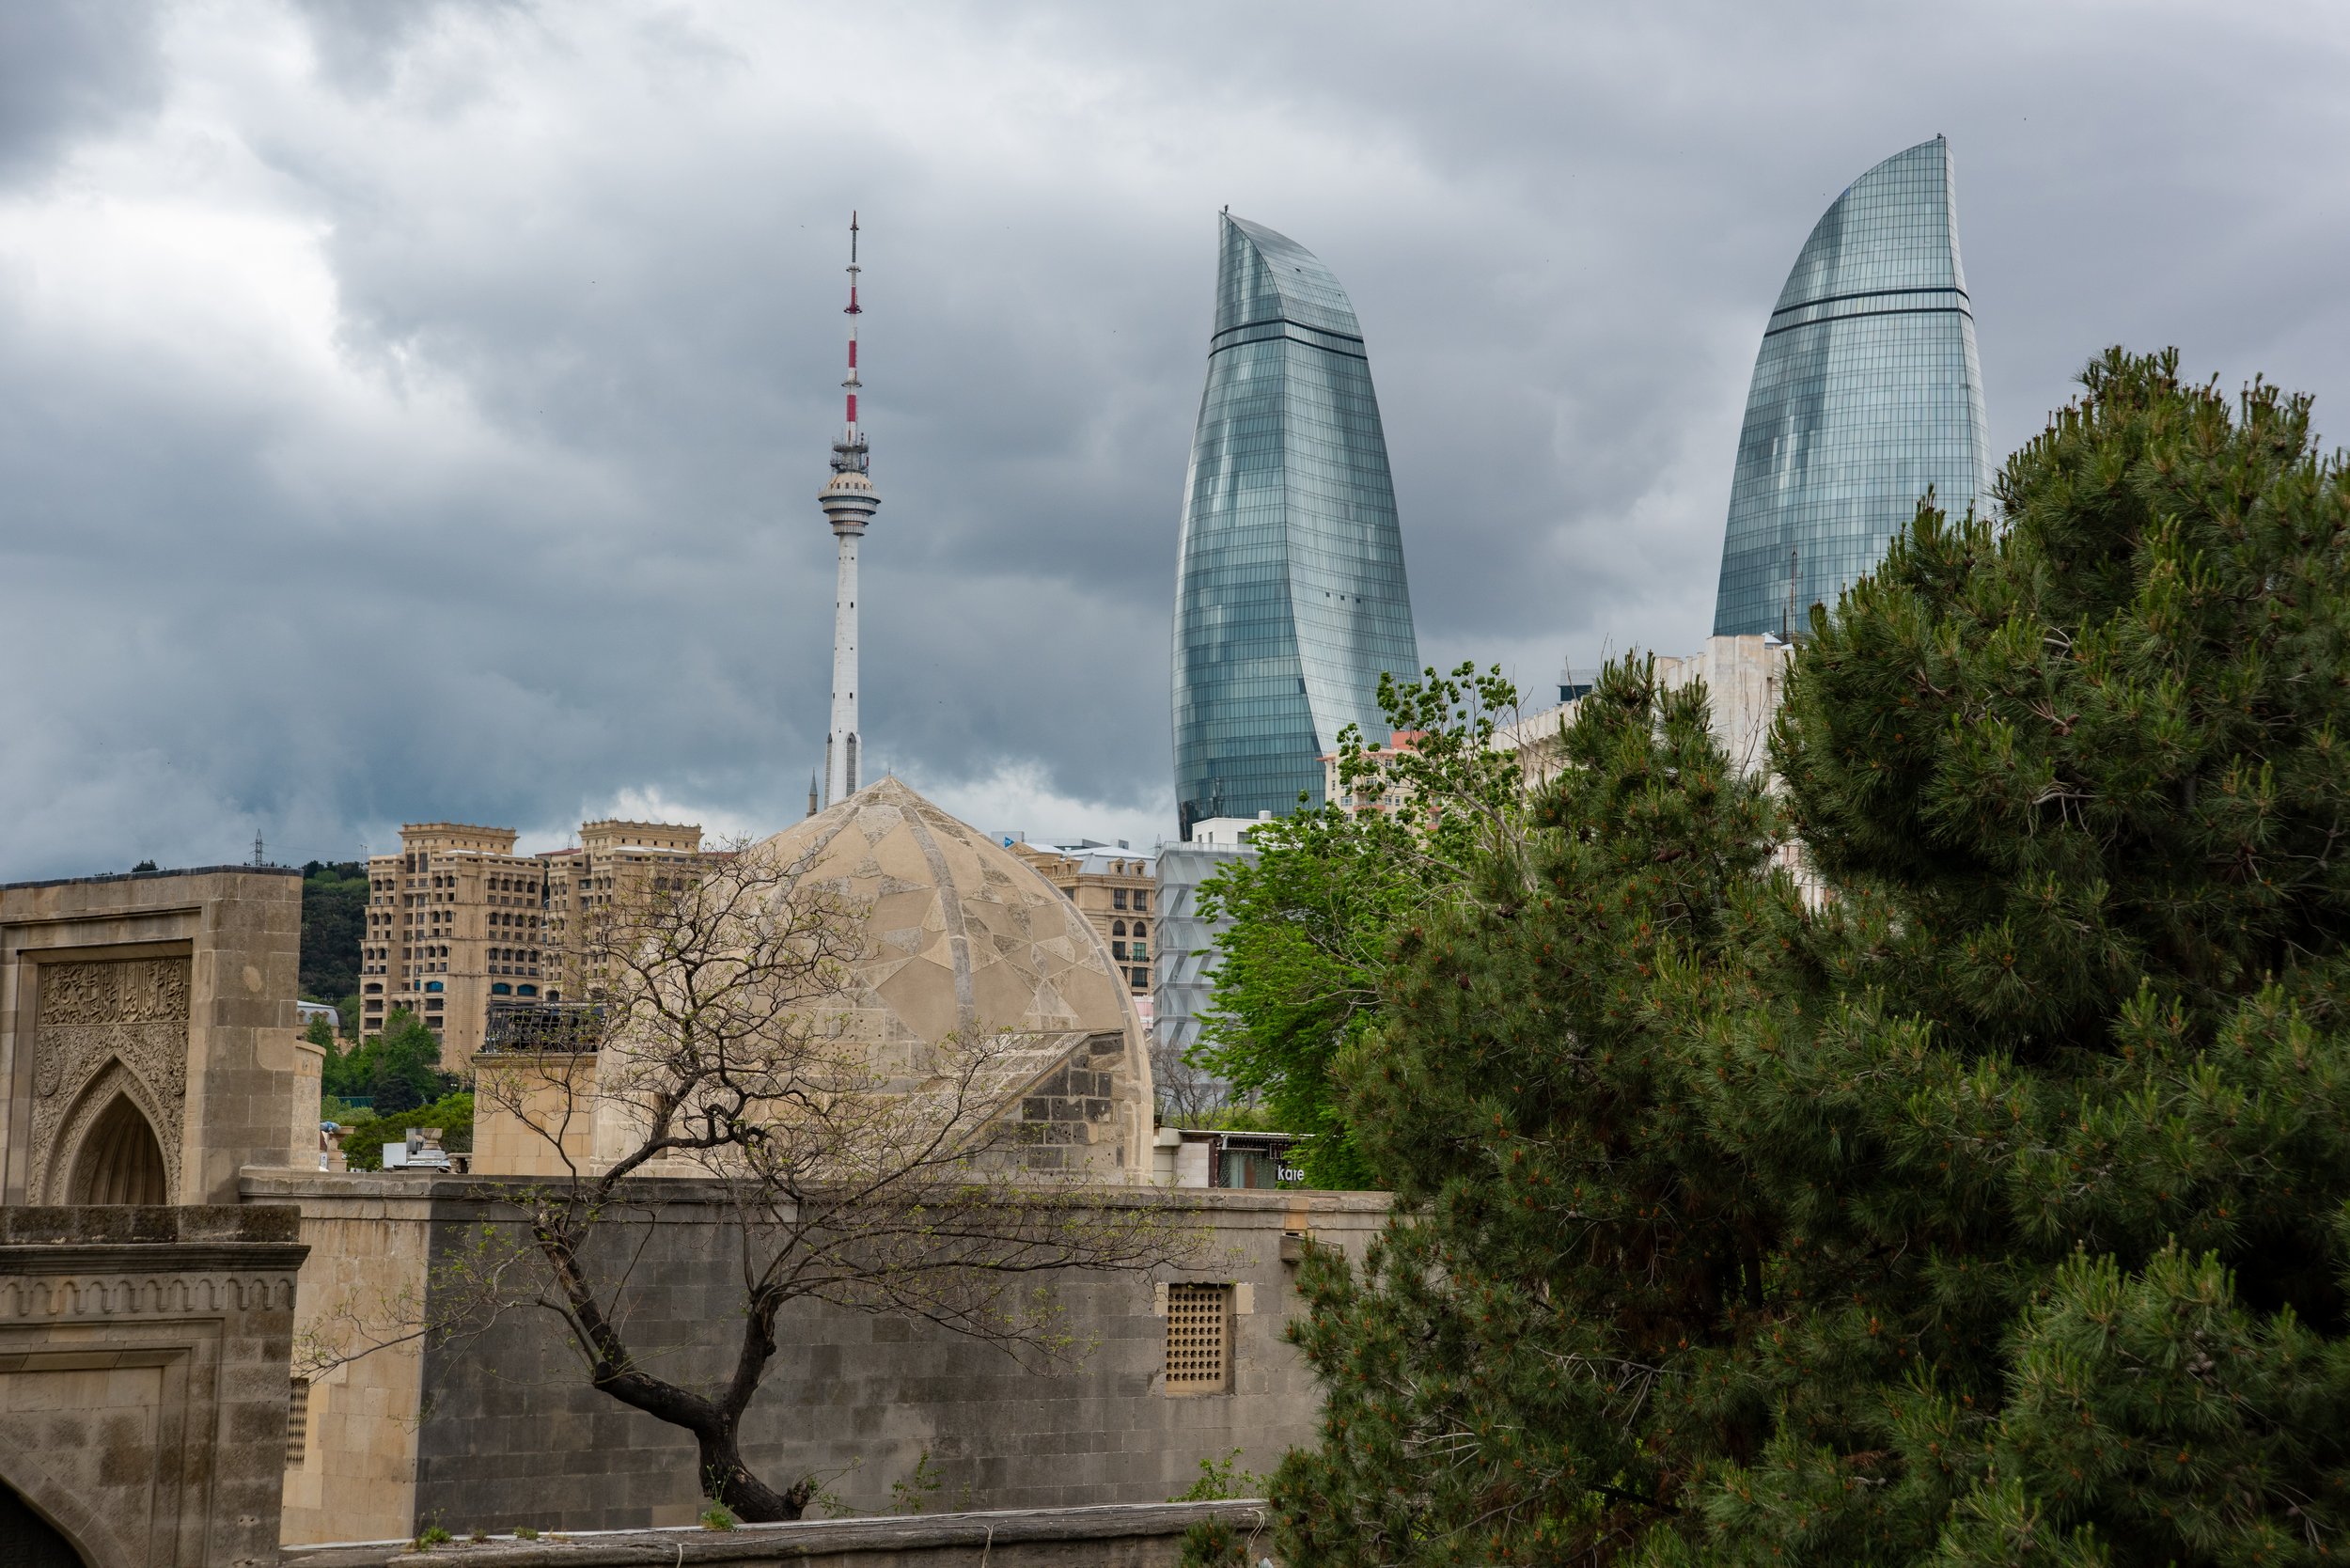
0,4,166,183
2,0,2347,878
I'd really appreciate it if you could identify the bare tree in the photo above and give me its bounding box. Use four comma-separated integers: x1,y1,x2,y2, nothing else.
446,838,1194,1522
1149,1025,1241,1126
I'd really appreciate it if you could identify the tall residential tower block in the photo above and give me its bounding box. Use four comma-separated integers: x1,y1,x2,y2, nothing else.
1172,213,1420,837
1712,136,1993,639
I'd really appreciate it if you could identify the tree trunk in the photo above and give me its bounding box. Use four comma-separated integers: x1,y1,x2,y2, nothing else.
697,1420,813,1523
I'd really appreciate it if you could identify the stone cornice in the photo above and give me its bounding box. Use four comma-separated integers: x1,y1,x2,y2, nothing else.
0,1242,309,1277
0,1203,302,1247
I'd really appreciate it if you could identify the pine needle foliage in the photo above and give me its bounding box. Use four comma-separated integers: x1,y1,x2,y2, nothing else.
1220,351,2350,1568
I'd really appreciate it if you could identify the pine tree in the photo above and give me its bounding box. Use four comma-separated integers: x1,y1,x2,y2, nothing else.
1223,352,2350,1567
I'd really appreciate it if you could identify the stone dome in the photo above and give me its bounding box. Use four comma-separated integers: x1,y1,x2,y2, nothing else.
746,776,1153,1177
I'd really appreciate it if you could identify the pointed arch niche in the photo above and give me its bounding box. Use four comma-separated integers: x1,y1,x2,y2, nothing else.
68,1094,167,1206
42,1060,176,1206
0,1473,94,1567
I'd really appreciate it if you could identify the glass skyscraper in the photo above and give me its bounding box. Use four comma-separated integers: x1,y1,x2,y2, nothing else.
1172,213,1419,837
1712,135,1992,638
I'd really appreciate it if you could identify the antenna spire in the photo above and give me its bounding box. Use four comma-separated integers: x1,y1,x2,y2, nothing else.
834,212,867,474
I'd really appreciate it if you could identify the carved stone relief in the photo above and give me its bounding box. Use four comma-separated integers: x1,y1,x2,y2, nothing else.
27,959,192,1203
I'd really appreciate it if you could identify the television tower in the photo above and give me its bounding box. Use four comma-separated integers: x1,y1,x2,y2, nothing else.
819,212,879,807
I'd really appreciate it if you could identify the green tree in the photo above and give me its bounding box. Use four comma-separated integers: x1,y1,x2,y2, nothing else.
322,1009,454,1116
1228,352,2350,1567
1190,663,1528,1188
336,1090,473,1172
300,859,368,1004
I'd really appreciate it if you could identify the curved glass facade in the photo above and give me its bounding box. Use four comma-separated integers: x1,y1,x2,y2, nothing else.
1712,136,1992,638
1172,214,1419,835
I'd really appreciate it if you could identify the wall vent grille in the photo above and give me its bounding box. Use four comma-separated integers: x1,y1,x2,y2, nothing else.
287,1378,310,1466
1165,1282,1231,1395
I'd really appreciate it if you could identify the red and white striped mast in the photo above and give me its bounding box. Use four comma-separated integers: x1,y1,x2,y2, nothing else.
818,212,879,807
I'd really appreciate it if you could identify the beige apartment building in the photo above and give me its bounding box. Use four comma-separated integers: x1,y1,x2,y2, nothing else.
1321,729,1425,816
539,819,710,1003
357,819,704,1070
1009,840,1156,1004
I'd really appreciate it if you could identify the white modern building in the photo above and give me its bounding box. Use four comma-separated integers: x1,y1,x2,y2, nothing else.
1152,814,1271,1106
1495,635,1795,786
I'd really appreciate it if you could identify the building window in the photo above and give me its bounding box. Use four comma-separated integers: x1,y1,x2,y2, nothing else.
1112,888,1128,910
425,980,444,993
1164,1282,1231,1395
1133,891,1149,913
1111,919,1126,937
287,1378,310,1466
492,983,511,996
1131,921,1147,940
1131,968,1150,992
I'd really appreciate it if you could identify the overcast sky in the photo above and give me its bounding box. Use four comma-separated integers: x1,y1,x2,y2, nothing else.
3,0,2346,876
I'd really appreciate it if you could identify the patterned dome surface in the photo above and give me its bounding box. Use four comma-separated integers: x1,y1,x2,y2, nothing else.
749,776,1139,1053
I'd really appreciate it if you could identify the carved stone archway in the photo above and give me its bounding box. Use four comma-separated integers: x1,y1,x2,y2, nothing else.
0,1449,130,1568
25,957,191,1205
0,1479,86,1567
40,1060,176,1206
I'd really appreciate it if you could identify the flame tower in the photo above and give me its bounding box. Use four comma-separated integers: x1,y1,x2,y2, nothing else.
1711,137,1990,638
819,213,879,806
1171,212,1419,835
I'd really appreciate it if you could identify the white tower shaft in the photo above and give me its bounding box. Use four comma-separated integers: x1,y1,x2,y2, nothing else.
826,531,860,802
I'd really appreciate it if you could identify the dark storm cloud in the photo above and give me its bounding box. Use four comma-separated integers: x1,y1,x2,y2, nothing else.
0,5,166,183
1,0,2346,877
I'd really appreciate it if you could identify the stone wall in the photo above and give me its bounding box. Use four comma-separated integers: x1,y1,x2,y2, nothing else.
0,866,309,1206
274,1182,439,1546
0,1204,308,1568
247,1170,1386,1543
470,1049,599,1179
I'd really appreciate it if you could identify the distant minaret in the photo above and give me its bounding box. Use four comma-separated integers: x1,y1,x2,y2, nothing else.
819,212,880,807
807,773,820,819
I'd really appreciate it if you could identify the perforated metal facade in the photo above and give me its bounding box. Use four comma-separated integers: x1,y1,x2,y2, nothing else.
1712,136,1992,638
1172,214,1420,836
